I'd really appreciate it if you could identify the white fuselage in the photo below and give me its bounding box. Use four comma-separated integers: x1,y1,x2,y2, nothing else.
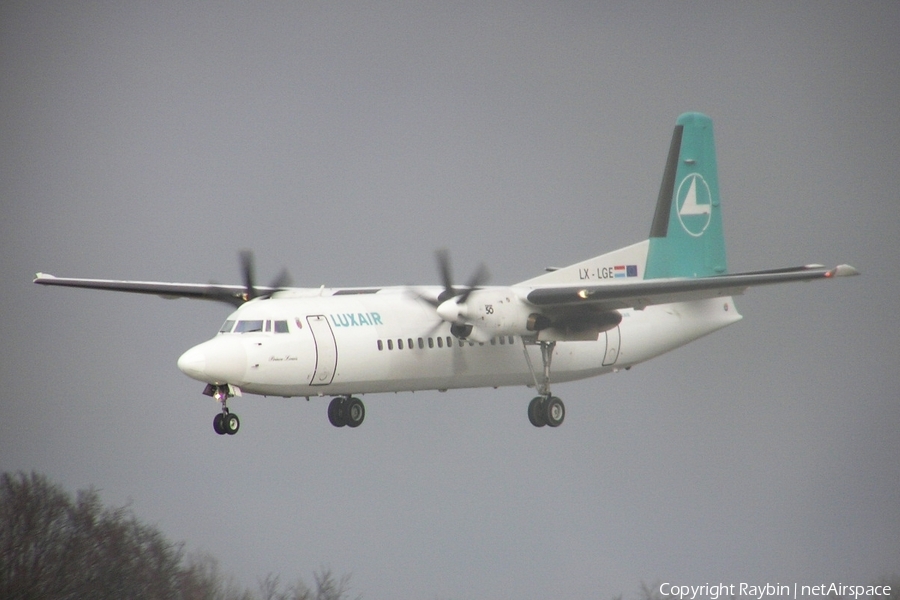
176,286,742,399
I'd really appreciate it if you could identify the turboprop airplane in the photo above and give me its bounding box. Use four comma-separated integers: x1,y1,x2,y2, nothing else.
34,113,858,435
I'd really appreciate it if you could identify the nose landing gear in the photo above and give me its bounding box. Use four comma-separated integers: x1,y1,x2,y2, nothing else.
212,410,240,435
207,384,240,435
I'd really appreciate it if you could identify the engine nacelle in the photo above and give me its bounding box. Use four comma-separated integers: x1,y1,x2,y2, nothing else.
437,287,621,343
536,309,622,341
450,288,547,341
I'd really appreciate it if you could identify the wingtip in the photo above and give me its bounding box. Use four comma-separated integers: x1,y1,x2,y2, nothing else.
34,272,55,283
826,264,860,278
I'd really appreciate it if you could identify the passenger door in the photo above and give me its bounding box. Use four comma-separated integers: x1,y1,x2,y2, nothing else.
306,315,338,385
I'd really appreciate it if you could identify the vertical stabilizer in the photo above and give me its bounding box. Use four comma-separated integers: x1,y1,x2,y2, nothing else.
644,112,727,279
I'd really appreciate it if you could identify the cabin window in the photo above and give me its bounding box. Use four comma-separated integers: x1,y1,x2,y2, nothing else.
377,340,383,351
274,320,289,333
234,320,264,333
387,339,394,350
397,339,404,350
509,336,515,344
437,337,443,348
219,320,235,333
265,320,271,332
428,337,434,348
490,338,496,345
446,336,453,348
418,338,424,349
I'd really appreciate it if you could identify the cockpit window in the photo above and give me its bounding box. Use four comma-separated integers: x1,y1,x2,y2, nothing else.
234,320,264,333
224,319,289,334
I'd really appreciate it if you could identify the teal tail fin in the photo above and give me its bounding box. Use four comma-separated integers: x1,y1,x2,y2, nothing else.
644,112,727,279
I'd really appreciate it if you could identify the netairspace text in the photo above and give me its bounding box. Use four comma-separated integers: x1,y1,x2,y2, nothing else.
659,583,892,600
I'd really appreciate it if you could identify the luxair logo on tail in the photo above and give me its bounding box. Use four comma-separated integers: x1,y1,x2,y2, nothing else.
644,112,727,279
675,173,712,237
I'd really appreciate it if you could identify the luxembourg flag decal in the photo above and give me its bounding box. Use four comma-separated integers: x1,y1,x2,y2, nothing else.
614,265,639,278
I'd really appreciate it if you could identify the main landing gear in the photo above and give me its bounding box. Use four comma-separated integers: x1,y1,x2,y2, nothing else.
522,340,565,428
328,396,366,428
527,395,565,428
208,385,240,435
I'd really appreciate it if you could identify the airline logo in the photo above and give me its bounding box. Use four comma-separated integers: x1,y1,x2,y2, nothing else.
330,312,383,327
675,173,712,237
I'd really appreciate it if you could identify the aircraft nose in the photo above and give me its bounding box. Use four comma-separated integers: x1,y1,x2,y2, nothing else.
177,337,247,384
177,346,207,380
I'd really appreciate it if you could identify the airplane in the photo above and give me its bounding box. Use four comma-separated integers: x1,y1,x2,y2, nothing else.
34,112,859,435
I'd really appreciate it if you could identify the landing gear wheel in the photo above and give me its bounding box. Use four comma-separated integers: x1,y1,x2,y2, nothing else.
213,413,226,435
528,396,547,428
221,412,240,435
544,396,565,427
345,397,365,428
209,385,238,436
328,397,347,427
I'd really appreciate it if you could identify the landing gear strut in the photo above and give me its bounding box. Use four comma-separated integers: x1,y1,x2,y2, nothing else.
328,396,366,428
522,340,565,428
209,385,239,435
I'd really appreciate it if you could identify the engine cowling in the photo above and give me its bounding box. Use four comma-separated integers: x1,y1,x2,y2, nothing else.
437,287,548,342
436,286,621,343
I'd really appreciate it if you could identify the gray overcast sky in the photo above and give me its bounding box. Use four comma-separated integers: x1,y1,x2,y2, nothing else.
2,2,898,599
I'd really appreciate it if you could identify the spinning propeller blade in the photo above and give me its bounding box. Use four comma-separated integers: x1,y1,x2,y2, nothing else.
238,250,292,302
409,250,491,339
434,249,488,305
240,250,257,300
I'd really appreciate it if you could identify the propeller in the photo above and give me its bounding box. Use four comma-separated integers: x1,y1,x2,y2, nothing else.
410,249,488,370
434,249,489,308
239,249,292,302
239,250,257,300
410,249,489,341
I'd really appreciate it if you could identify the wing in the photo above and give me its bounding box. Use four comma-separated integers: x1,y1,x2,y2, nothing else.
525,264,859,311
32,273,278,307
